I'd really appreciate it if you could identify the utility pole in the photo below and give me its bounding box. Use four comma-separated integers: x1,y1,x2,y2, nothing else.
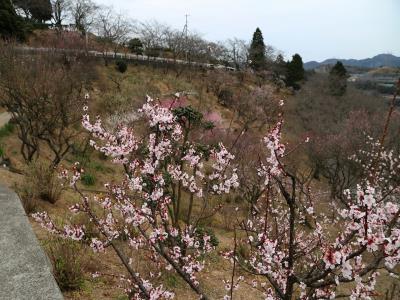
184,14,189,61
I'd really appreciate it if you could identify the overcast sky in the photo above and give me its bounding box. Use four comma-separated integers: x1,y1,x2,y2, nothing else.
96,0,400,62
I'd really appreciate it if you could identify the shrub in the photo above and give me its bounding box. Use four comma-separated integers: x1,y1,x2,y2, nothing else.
115,60,127,73
20,161,62,204
17,184,39,214
81,173,95,186
46,238,85,291
128,38,143,55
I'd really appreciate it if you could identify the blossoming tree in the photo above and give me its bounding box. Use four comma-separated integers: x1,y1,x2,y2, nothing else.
34,96,238,299
225,87,400,299
33,84,400,299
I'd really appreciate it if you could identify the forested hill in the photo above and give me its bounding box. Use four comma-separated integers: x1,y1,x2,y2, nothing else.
305,53,400,70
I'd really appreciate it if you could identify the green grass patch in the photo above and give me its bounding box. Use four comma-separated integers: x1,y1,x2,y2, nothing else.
88,161,106,172
81,173,96,186
0,123,14,139
163,273,180,289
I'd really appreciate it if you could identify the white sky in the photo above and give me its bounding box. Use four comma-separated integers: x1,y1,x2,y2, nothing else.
96,0,400,62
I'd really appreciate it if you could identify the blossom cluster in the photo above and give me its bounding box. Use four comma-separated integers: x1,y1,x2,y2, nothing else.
257,120,285,185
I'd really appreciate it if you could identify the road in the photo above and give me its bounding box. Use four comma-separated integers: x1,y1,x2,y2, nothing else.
18,46,236,71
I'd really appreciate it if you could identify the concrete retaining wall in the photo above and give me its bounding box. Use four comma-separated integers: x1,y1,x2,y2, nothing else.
0,185,63,300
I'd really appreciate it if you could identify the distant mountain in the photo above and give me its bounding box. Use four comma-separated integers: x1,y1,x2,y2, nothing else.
304,54,400,70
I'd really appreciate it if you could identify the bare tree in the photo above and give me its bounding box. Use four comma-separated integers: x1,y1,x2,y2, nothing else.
204,40,226,63
51,0,71,29
69,0,98,35
0,45,87,166
135,20,167,59
95,6,132,63
224,38,249,69
134,21,251,69
162,26,185,61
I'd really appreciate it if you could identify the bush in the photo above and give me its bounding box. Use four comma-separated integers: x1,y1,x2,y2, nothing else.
20,161,62,204
115,60,127,73
128,38,143,55
17,184,39,214
81,173,95,186
46,238,85,291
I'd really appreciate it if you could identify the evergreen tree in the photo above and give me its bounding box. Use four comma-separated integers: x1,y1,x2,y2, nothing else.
329,61,348,96
248,27,266,71
286,53,305,89
30,0,52,23
0,0,26,40
128,38,144,55
13,0,52,23
330,61,347,77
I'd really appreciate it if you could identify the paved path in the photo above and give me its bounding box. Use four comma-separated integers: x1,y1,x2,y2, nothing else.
0,112,11,128
0,184,64,299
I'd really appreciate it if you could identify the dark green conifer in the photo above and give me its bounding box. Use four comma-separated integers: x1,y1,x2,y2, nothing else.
329,61,348,96
286,53,305,89
249,27,266,71
128,38,144,55
0,0,26,40
13,0,52,23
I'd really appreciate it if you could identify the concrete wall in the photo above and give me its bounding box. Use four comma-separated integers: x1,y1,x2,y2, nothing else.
0,185,63,300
